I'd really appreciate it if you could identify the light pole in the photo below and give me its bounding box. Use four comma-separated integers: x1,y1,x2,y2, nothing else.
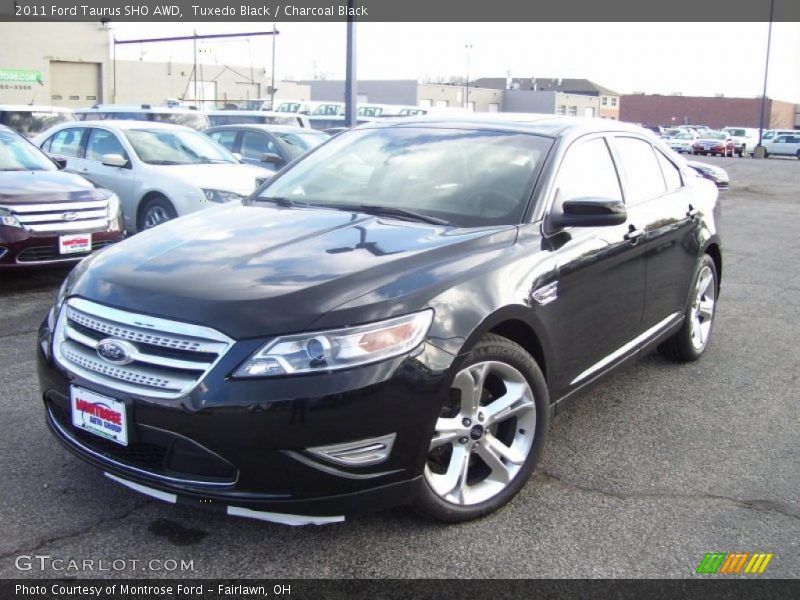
270,24,277,110
464,43,473,110
756,0,775,155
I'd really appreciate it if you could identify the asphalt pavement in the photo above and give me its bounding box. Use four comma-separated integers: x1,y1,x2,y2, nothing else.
0,155,798,578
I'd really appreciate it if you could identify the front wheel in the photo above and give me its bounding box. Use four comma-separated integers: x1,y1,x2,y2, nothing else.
658,254,718,362
138,196,177,231
414,334,549,522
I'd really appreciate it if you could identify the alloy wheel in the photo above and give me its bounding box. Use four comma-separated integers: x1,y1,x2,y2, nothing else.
424,360,536,506
144,205,172,229
689,265,716,351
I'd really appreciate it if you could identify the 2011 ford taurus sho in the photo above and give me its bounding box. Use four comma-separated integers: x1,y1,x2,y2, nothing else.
37,116,722,524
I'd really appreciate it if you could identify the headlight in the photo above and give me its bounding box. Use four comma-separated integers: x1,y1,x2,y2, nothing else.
105,193,121,221
0,207,22,228
48,277,70,331
202,189,245,203
234,309,434,378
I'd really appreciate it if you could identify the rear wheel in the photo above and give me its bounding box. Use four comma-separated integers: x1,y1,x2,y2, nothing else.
138,195,177,231
658,254,718,362
414,334,549,522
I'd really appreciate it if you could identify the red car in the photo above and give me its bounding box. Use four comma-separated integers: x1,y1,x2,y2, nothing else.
0,125,124,268
692,131,736,157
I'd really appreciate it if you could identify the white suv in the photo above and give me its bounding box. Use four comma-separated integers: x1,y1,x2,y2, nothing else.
35,121,273,232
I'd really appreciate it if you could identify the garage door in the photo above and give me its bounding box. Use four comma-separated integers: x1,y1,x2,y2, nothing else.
50,61,101,108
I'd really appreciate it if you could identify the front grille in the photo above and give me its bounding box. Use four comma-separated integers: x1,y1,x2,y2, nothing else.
16,239,116,263
54,298,233,399
0,198,110,233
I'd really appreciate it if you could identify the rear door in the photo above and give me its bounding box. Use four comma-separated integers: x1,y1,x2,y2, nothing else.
545,135,647,393
609,136,699,331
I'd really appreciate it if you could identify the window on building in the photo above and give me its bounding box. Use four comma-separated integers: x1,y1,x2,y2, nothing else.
611,97,618,107
602,97,608,106
556,105,566,115
568,106,578,116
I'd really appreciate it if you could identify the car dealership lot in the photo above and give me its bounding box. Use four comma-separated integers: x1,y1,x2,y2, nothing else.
0,156,797,578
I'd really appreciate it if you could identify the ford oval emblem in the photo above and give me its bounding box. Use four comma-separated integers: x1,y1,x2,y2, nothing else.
62,212,79,221
96,339,136,365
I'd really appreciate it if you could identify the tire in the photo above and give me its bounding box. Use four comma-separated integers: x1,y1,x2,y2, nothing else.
737,145,744,158
796,150,800,160
138,195,177,231
414,333,549,522
658,254,718,363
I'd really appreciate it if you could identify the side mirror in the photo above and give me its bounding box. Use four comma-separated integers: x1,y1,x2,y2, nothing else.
550,197,627,229
260,153,284,166
101,153,128,168
51,157,67,170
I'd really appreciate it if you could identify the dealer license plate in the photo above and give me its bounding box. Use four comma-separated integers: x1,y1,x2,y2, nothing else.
59,233,92,255
70,386,128,446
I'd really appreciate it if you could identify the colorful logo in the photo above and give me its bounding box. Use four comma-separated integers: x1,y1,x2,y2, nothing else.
696,552,773,575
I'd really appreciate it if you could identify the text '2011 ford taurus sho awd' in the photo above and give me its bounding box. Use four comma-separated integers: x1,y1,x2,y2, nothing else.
37,117,722,524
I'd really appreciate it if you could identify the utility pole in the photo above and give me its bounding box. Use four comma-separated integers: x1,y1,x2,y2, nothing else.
270,24,277,109
193,29,197,104
344,0,357,127
464,43,473,110
756,0,775,154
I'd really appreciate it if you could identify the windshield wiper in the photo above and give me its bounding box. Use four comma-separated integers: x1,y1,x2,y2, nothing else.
350,205,451,226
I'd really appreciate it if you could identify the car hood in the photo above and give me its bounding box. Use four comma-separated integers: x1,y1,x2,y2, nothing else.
160,163,274,195
695,138,726,145
0,170,102,204
69,203,517,338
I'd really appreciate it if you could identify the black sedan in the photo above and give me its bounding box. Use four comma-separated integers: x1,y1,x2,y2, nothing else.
205,124,329,170
37,117,721,524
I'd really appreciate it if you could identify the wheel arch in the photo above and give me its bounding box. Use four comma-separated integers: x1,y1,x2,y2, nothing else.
136,190,173,231
704,241,723,290
456,305,553,385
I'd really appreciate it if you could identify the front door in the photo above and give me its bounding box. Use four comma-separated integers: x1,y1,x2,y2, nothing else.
544,135,647,394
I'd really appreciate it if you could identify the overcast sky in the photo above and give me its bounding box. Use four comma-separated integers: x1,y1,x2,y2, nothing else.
111,22,800,102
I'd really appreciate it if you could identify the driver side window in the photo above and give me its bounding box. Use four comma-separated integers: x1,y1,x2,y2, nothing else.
554,137,622,207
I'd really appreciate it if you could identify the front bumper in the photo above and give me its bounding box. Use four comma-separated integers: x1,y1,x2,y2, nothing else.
0,223,124,268
37,317,456,517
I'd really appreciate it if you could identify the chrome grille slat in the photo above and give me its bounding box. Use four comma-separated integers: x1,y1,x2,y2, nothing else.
54,298,233,399
0,200,109,233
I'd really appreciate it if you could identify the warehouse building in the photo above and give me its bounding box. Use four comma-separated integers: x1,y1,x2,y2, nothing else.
0,22,306,109
620,94,798,130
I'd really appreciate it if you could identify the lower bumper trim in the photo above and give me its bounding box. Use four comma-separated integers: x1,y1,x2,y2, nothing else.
105,472,344,526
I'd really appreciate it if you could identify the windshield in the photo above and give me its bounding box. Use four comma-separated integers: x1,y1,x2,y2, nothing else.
256,127,552,228
725,129,745,137
276,103,300,113
0,110,75,137
149,112,209,130
273,131,329,159
705,132,726,140
311,104,342,116
208,114,301,127
675,132,694,140
0,129,56,171
125,128,238,165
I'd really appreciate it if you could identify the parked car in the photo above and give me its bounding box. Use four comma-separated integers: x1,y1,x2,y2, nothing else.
0,105,75,137
206,110,310,129
274,100,344,116
34,121,273,232
692,131,736,157
37,117,721,524
0,125,123,267
205,124,329,169
667,130,699,154
722,127,758,157
75,105,209,130
687,161,730,189
762,129,796,142
763,133,800,159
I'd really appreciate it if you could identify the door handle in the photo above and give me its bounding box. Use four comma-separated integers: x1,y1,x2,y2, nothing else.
624,225,644,243
686,205,700,220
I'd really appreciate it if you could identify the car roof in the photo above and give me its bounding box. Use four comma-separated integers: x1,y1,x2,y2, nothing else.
61,119,192,131
76,105,200,114
205,124,324,134
357,114,656,138
0,105,74,113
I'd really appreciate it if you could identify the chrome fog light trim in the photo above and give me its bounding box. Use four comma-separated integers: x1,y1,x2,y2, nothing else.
306,433,397,467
